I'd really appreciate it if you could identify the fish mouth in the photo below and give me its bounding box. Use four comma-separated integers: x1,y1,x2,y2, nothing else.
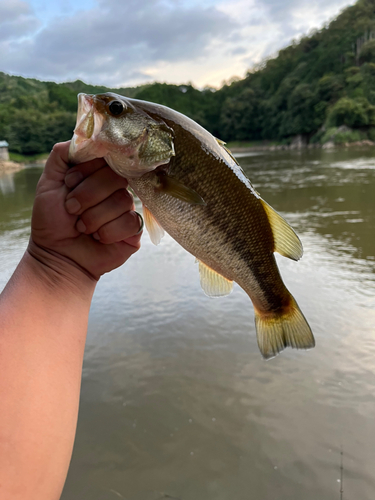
69,93,105,163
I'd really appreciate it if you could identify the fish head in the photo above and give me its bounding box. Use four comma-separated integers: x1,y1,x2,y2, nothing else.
69,92,175,178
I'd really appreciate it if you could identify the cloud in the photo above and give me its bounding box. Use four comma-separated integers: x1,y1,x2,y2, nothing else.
217,0,355,76
0,0,356,88
0,0,239,86
0,0,39,42
231,47,248,56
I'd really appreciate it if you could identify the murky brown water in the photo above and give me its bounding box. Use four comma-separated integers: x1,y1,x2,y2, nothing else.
1,148,374,500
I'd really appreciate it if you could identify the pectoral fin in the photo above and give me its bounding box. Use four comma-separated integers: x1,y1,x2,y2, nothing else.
198,260,233,297
143,205,165,245
155,172,205,205
260,199,303,261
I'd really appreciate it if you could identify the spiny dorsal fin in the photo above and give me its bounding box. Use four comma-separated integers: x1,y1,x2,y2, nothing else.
260,199,303,261
198,260,233,297
215,137,240,166
143,205,165,245
215,137,226,147
156,172,205,205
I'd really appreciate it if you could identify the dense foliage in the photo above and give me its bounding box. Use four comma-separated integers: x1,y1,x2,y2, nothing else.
2,0,375,155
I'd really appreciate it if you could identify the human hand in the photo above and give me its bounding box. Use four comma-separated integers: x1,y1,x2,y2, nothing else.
29,141,142,284
1,142,143,499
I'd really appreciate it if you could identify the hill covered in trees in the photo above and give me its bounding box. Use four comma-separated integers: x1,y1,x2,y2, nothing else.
2,0,375,155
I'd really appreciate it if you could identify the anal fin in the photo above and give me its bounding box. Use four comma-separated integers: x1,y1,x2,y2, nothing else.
143,205,165,245
198,261,233,297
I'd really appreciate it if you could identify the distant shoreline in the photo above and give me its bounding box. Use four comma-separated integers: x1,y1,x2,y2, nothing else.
0,160,25,175
1,139,374,174
229,139,375,154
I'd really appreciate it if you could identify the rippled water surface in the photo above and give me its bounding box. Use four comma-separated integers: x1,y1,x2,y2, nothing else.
1,148,375,500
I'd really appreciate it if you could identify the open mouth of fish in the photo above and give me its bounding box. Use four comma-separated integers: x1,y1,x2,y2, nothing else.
69,93,176,177
69,94,107,161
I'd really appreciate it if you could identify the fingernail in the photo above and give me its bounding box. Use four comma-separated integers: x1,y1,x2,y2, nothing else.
92,232,100,241
65,198,81,214
76,219,86,233
65,171,83,188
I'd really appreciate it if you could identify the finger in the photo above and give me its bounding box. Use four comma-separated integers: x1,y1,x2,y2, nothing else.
42,141,71,181
122,234,142,249
76,189,134,234
92,210,143,244
65,166,128,215
65,158,108,189
95,236,142,275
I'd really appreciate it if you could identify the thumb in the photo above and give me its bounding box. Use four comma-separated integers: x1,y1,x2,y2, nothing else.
43,141,71,182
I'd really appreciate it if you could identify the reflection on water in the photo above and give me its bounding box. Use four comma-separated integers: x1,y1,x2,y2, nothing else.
0,172,16,195
1,149,374,500
0,166,43,284
242,148,375,263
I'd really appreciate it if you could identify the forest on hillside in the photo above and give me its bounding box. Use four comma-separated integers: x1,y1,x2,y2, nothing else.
2,0,375,155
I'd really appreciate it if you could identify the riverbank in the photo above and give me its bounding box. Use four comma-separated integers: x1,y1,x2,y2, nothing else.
1,139,374,172
229,139,375,154
0,160,25,175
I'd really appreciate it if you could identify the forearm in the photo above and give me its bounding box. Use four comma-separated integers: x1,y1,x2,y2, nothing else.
0,249,97,500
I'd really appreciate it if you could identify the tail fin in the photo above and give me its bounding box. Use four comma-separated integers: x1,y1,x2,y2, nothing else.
254,297,315,359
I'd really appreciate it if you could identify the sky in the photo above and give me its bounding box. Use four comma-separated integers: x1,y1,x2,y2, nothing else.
0,0,355,89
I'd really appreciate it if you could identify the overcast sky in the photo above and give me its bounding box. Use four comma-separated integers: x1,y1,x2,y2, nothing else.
1,0,355,89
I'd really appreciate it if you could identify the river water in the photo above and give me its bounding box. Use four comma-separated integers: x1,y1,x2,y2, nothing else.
1,147,374,500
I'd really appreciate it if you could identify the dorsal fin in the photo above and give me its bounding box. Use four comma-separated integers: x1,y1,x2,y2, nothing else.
260,199,303,261
198,260,233,297
143,205,165,245
215,137,226,147
215,137,240,166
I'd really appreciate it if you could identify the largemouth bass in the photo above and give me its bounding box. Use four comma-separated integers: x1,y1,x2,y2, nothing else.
69,92,315,359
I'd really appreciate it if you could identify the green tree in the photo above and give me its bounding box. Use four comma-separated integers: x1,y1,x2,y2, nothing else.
359,39,375,63
7,110,47,154
327,96,375,127
279,83,320,136
220,88,262,141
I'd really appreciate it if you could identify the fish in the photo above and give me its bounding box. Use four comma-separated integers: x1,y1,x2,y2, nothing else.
69,92,315,359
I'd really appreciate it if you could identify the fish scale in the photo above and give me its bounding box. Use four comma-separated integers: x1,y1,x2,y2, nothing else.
129,136,286,312
70,92,315,359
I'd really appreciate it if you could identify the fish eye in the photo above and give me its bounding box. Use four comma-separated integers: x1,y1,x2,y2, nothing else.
108,100,124,116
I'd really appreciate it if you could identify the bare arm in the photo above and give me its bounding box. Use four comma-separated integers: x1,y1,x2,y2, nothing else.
0,142,142,499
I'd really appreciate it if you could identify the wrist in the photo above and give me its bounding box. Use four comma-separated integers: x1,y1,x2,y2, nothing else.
26,240,98,301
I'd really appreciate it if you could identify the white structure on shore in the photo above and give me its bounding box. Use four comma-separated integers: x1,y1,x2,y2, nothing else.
0,141,9,161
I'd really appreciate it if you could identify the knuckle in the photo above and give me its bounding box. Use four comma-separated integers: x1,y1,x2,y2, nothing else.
74,190,91,210
80,212,94,232
115,188,132,206
132,237,142,251
126,236,142,253
98,224,111,243
52,141,69,155
67,164,81,175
